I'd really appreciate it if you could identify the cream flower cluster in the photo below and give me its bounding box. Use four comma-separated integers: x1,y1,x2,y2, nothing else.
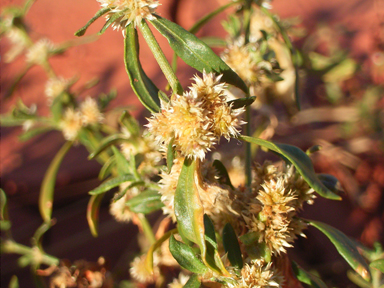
59,97,103,141
147,72,245,160
96,0,159,30
228,260,283,288
25,38,55,65
45,77,70,103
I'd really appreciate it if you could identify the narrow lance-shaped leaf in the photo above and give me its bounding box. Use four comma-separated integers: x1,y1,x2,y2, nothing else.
98,156,115,180
39,141,73,222
203,214,229,275
126,189,164,214
0,189,11,231
223,223,243,269
174,158,206,253
239,136,341,200
112,146,131,176
19,127,53,142
149,15,248,93
75,7,111,36
124,23,160,113
87,194,104,237
212,160,234,189
184,274,201,288
89,174,135,195
169,235,208,274
308,220,371,281
227,96,256,110
89,134,127,160
291,261,328,288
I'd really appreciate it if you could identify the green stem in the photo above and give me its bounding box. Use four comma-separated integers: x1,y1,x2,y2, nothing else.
137,214,156,246
245,105,252,188
2,240,59,266
139,21,183,95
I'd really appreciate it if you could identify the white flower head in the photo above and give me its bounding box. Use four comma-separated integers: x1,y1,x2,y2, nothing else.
25,38,55,65
45,77,70,103
79,97,104,126
59,108,82,141
97,0,160,30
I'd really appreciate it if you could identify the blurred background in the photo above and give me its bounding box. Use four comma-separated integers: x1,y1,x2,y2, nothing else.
1,0,383,287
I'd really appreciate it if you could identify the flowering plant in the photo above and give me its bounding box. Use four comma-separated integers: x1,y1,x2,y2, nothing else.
1,0,383,287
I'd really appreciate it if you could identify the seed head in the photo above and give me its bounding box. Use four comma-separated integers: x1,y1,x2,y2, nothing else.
97,0,159,30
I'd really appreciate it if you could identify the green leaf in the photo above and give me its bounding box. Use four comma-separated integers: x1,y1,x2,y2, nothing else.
291,261,328,288
87,194,104,237
32,220,55,250
174,158,206,252
39,141,73,222
0,189,11,231
89,134,127,160
203,215,229,275
145,228,177,272
223,223,243,269
149,16,248,93
119,110,140,137
89,174,135,195
98,9,127,35
189,2,236,34
75,7,111,36
200,37,228,48
309,220,371,281
18,127,53,142
183,274,201,288
124,23,160,113
98,156,115,180
239,136,342,200
169,235,208,274
212,160,234,189
113,180,145,201
317,174,343,194
227,96,256,110
370,259,384,273
126,189,164,214
112,146,131,176
8,275,19,288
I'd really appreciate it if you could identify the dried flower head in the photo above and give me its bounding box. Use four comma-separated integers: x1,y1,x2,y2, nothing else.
222,44,259,84
228,259,283,288
59,108,82,141
147,72,244,160
79,97,104,126
97,0,159,30
45,77,69,102
130,254,159,283
25,38,55,65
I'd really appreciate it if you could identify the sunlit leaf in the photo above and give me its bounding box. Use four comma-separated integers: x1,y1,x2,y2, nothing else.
239,136,342,200
124,23,160,113
87,194,104,237
169,235,208,274
89,174,135,195
112,146,131,176
291,261,328,288
174,158,205,251
223,223,243,269
75,7,111,36
150,16,248,93
309,220,370,281
39,141,73,222
370,259,384,273
98,9,127,35
126,189,163,214
227,96,256,110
